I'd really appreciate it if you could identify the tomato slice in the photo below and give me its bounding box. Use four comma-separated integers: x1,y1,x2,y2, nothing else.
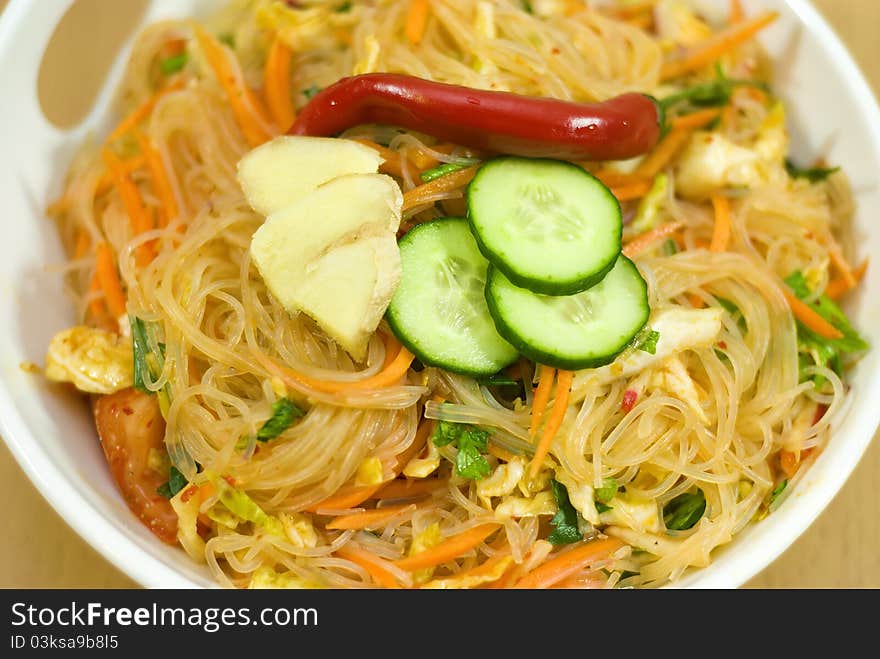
93,388,178,543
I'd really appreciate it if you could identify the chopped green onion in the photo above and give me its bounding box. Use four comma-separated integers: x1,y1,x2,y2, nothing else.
636,330,661,355
302,85,322,100
663,490,706,531
785,160,840,183
419,160,476,183
160,52,188,75
257,398,305,442
594,478,619,504
769,479,788,505
156,465,188,499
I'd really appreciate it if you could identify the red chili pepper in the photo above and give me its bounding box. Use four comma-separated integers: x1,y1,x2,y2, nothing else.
621,389,639,413
289,74,662,162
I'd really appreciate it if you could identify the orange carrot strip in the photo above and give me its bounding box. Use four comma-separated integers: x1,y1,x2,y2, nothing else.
828,244,857,290
373,478,446,501
405,0,430,45
336,545,401,589
257,344,415,395
392,419,434,473
513,537,624,589
194,26,272,147
529,369,573,479
688,292,705,309
623,221,685,258
354,139,412,178
710,194,731,253
671,108,723,131
634,128,692,180
395,523,500,572
95,154,148,197
326,504,414,531
87,273,106,320
782,290,844,340
73,230,91,259
661,11,779,81
779,448,815,479
529,365,556,438
102,149,155,266
612,180,651,202
136,132,179,224
402,165,479,212
304,484,384,513
264,36,296,131
95,242,127,318
108,79,185,143
730,0,745,23
827,259,868,300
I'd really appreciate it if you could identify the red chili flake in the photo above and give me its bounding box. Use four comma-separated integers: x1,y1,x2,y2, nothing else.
551,47,561,55
223,475,236,487
180,484,199,503
621,389,638,413
718,341,727,349
813,403,829,425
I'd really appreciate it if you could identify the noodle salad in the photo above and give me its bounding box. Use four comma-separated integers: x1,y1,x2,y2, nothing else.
42,0,868,589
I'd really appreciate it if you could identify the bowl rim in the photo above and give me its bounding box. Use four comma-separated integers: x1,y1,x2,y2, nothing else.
1,0,879,589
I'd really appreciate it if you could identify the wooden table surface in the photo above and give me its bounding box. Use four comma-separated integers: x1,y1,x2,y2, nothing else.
1,0,878,589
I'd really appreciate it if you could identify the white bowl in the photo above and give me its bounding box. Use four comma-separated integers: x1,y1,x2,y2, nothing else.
1,0,878,589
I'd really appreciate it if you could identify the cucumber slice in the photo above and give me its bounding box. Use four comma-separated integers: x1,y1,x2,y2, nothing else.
485,256,649,370
467,157,622,295
387,218,518,376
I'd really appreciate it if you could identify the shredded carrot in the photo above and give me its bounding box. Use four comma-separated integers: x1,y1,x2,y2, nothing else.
590,167,641,188
687,292,705,309
782,289,844,340
95,242,127,318
529,365,556,438
136,132,179,225
410,143,456,170
102,149,155,266
87,273,106,320
405,0,430,45
374,478,445,501
623,221,685,258
73,230,91,259
304,484,384,512
672,108,723,131
710,194,731,252
626,13,653,31
108,79,185,143
661,10,779,81
828,244,857,290
529,370,573,479
258,344,415,395
264,36,296,131
730,0,745,23
634,128,693,181
336,545,401,589
779,448,814,479
513,537,624,589
326,504,415,531
392,419,434,473
95,154,148,197
611,180,651,202
827,259,868,300
194,26,272,147
402,165,479,212
354,139,412,178
395,523,500,572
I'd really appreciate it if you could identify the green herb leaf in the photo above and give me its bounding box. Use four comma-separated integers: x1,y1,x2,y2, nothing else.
662,238,679,256
432,421,490,479
302,85,322,100
477,373,520,387
594,478,619,504
785,160,840,184
785,271,869,386
336,1,352,11
661,67,769,112
419,161,475,183
547,479,583,545
256,398,304,442
160,53,188,75
636,330,660,355
596,502,613,514
769,479,788,505
218,33,235,49
663,490,706,531
131,316,152,395
157,465,188,499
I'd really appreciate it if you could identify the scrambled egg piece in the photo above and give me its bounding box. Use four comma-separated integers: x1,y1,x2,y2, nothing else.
599,494,662,534
249,566,323,589
554,468,601,526
421,556,515,589
655,0,713,47
408,522,443,584
649,355,709,424
675,104,790,200
477,457,525,507
45,326,133,394
403,439,441,479
355,457,385,486
169,489,206,563
495,491,557,519
280,512,319,549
